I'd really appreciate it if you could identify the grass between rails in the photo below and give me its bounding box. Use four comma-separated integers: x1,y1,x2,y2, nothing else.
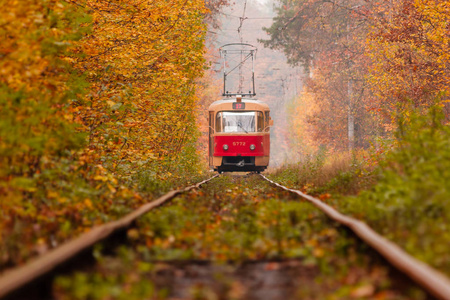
53,175,424,300
268,105,450,278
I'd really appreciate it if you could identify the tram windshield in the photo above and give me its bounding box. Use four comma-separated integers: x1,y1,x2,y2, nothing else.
216,111,263,133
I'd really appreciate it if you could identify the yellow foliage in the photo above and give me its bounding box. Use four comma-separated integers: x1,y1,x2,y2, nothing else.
0,0,213,267
287,91,320,156
72,0,208,177
366,0,450,114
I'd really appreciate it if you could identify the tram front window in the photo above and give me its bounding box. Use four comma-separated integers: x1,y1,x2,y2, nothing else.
217,111,262,133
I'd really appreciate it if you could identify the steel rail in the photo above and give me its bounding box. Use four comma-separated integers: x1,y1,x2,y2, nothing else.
0,175,219,299
261,174,450,300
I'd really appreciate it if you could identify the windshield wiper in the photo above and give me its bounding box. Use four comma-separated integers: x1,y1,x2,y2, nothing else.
237,122,248,133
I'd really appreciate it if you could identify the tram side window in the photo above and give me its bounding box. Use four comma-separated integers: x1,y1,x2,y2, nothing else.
215,113,222,132
209,112,214,132
257,112,264,132
265,111,270,132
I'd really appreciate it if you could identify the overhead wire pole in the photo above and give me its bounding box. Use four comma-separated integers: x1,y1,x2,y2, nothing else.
252,49,256,96
346,4,362,152
347,20,354,151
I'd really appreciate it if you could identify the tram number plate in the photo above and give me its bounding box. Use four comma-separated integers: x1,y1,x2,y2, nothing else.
232,102,245,109
233,142,246,146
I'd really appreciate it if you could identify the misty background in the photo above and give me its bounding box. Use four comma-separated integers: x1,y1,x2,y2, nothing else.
207,0,305,166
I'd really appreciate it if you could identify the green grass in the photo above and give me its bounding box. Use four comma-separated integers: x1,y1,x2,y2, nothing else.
269,104,450,276
340,105,450,273
53,175,423,299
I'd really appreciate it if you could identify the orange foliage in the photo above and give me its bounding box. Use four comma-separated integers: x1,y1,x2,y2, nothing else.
287,91,320,155
195,45,222,167
73,0,208,176
367,0,450,115
0,0,218,268
265,0,450,153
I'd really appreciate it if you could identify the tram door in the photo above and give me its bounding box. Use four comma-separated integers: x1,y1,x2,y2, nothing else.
209,112,214,166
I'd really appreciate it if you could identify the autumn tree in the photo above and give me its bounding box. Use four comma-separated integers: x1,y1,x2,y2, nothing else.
0,0,219,267
0,0,89,214
261,0,375,151
0,0,94,265
263,0,450,154
72,0,210,179
205,0,230,28
366,0,450,117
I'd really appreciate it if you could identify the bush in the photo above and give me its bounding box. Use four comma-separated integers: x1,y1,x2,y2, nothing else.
343,104,450,274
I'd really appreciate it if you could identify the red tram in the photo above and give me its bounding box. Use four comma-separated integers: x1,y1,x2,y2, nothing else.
208,95,272,173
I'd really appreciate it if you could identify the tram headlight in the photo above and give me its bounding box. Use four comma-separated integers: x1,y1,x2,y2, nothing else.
223,144,229,150
250,144,256,151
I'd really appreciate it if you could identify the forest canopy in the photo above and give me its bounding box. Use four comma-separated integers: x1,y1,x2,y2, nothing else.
261,0,450,151
0,0,221,267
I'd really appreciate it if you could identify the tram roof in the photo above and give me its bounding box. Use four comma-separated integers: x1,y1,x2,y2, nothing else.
208,98,270,111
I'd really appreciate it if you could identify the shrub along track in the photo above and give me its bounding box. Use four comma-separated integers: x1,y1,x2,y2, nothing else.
0,175,218,299
1,174,449,299
260,174,450,300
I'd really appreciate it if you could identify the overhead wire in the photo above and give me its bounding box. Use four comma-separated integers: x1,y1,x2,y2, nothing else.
237,0,247,41
217,1,282,96
237,0,248,93
219,11,272,20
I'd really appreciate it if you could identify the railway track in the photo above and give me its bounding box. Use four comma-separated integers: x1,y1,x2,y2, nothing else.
1,173,449,299
0,175,218,299
260,174,450,300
